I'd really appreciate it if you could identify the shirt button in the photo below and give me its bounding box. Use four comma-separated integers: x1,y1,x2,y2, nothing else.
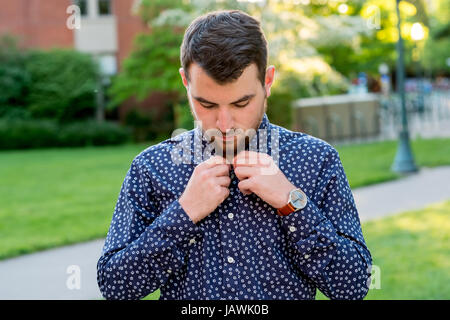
227,256,235,264
189,238,196,245
289,226,297,232
228,212,234,219
304,254,310,259
167,269,172,274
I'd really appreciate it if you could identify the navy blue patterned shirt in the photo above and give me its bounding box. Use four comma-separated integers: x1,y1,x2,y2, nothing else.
97,113,372,300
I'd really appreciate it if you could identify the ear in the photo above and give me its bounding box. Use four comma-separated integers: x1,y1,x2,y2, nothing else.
179,67,188,88
264,65,275,98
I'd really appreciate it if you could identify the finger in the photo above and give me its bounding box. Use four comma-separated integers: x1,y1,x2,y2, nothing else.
220,186,230,201
208,163,230,177
237,178,254,195
234,166,260,180
204,155,229,168
233,151,253,167
233,151,271,168
216,176,231,187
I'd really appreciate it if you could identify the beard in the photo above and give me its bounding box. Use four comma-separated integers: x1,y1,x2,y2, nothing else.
203,99,267,161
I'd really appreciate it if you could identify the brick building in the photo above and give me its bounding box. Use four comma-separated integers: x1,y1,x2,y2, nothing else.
0,0,169,122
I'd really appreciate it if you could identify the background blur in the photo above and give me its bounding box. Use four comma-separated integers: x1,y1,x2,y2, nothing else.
0,0,449,300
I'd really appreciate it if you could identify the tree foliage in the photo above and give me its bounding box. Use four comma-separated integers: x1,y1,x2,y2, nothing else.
109,0,364,128
421,0,450,74
108,28,184,108
108,0,448,130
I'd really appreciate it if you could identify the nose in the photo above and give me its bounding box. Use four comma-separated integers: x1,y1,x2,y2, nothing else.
216,106,234,133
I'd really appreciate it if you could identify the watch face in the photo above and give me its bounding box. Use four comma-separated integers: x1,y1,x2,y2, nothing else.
290,190,307,209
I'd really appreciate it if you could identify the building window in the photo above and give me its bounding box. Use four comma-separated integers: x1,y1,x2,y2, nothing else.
74,0,88,16
98,0,112,16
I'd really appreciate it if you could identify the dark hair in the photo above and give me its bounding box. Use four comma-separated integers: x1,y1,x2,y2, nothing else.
180,10,268,86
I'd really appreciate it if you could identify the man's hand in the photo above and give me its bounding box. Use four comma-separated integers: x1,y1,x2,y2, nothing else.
233,151,296,209
179,156,231,224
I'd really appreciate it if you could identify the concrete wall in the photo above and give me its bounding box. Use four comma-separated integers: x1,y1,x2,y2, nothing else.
292,93,381,142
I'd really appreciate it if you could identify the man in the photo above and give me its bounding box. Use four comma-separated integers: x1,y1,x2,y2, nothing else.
97,10,372,300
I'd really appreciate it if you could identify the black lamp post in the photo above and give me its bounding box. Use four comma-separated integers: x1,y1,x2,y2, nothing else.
391,0,418,173
411,22,425,115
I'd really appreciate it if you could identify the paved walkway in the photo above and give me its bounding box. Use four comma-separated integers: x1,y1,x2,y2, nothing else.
354,166,450,221
1,166,449,300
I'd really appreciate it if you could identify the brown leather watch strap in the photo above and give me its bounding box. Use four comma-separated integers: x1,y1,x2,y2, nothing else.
276,202,296,217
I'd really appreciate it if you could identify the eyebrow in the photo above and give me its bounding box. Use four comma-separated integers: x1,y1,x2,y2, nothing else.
193,94,256,105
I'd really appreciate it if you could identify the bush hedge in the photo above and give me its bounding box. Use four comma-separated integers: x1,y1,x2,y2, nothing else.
1,36,99,124
59,121,132,147
0,119,131,150
25,49,98,122
0,36,30,110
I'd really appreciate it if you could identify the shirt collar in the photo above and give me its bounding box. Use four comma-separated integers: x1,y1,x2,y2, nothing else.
258,112,270,130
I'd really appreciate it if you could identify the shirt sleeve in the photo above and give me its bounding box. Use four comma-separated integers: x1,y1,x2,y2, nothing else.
280,147,372,300
97,156,203,300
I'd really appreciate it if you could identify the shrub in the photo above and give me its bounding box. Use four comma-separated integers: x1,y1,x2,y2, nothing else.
0,36,31,113
124,109,162,142
59,121,132,147
0,119,59,149
25,49,99,123
0,37,100,123
267,89,295,129
124,104,174,142
0,105,32,120
174,100,194,131
0,119,131,150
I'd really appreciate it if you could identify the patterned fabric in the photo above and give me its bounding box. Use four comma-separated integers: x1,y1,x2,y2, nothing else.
97,113,372,300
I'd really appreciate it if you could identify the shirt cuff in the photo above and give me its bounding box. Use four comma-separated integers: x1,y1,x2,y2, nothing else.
156,200,203,247
279,197,329,244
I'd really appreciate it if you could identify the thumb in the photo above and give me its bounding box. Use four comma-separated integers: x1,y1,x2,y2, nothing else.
237,178,253,195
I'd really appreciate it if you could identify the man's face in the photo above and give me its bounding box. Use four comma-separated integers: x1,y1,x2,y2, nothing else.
180,62,275,159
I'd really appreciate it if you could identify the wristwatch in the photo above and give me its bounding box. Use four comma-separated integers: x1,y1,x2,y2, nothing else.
276,188,308,217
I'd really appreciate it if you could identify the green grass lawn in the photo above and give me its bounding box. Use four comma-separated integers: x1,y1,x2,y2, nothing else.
0,142,149,260
336,137,450,188
0,137,449,261
315,200,450,300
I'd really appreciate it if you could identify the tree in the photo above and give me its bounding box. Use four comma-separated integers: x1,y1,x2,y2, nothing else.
421,0,450,75
109,0,369,129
